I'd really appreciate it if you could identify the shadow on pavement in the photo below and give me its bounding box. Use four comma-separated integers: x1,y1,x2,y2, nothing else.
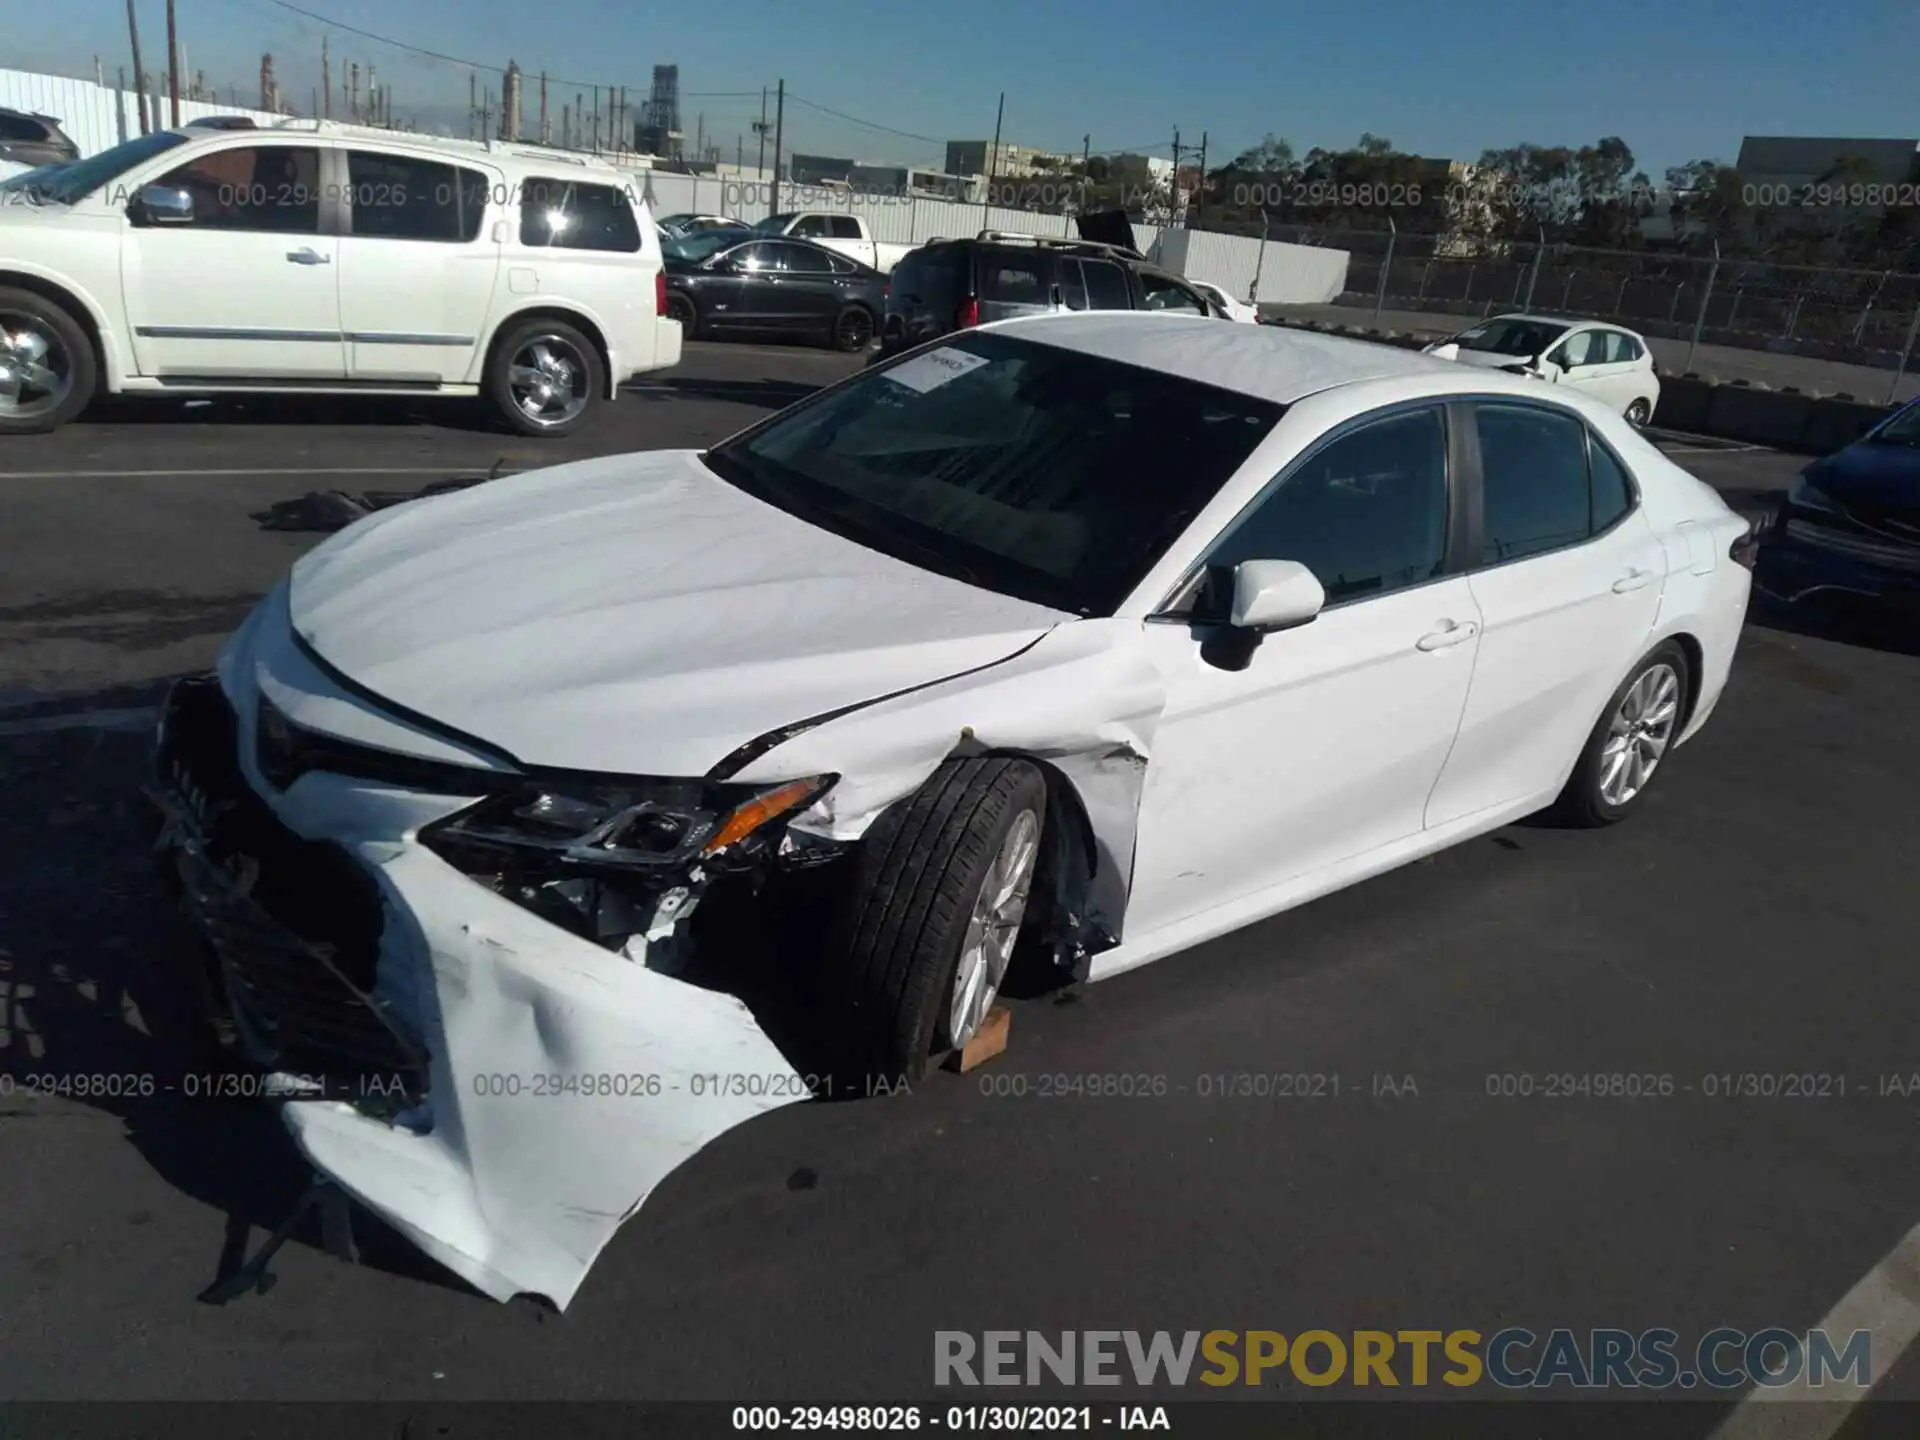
1749,592,1920,659
629,377,821,409
79,392,503,433
0,680,478,1306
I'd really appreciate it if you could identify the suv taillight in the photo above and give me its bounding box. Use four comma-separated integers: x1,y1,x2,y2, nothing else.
956,298,979,329
656,270,669,318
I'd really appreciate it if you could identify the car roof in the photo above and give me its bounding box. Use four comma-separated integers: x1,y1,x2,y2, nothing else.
987,312,1463,404
177,119,653,185
1482,312,1641,336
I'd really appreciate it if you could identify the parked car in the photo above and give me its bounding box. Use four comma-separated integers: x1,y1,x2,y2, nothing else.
663,233,886,350
147,312,1753,1312
0,119,681,436
182,115,260,131
0,107,79,170
1189,278,1260,323
656,211,749,239
1755,394,1920,618
750,210,914,273
1423,314,1661,426
877,231,1221,358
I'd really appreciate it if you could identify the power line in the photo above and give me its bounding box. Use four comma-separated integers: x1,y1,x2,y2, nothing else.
260,0,756,96
785,96,1169,161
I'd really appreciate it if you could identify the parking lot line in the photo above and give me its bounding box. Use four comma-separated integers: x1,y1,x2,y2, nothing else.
1711,1219,1920,1437
0,466,486,481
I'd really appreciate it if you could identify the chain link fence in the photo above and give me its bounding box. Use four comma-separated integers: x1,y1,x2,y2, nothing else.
1261,223,1920,399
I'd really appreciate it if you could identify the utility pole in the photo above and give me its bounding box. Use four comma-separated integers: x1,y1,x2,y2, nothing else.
321,34,331,119
165,0,181,126
539,72,549,145
591,86,600,153
982,90,1005,221
753,88,770,177
737,135,743,169
768,79,785,217
368,63,378,122
696,112,705,161
126,0,150,135
1080,133,1090,215
116,66,129,142
468,73,477,139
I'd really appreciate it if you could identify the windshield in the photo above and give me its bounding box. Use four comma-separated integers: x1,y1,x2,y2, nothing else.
701,331,1285,614
663,230,740,262
1450,318,1569,357
6,130,189,205
1871,399,1920,445
754,211,798,234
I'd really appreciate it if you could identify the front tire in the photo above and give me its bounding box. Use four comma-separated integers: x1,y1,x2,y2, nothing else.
830,757,1047,1084
1550,642,1689,827
486,318,603,438
0,287,97,435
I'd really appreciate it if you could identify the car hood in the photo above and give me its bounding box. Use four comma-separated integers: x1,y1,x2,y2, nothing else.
1425,343,1526,369
1816,438,1920,506
287,450,1069,776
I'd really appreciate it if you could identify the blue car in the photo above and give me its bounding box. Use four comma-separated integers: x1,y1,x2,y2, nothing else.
1757,397,1920,618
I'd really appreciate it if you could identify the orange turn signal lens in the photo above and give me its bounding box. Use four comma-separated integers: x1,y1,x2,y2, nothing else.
702,777,832,855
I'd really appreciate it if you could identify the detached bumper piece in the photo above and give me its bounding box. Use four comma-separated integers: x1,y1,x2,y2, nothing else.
147,676,427,1107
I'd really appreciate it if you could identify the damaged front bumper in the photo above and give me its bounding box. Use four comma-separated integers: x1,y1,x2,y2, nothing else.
145,653,824,1310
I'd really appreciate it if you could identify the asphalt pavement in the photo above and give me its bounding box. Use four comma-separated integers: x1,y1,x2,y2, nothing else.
2,340,1918,1429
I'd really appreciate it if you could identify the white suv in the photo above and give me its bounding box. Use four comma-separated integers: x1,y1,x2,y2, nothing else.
0,119,682,436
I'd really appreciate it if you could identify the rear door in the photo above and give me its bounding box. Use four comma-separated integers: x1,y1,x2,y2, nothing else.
334,146,497,383
767,241,855,336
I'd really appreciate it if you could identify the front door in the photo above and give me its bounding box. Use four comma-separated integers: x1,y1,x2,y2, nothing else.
335,148,499,384
1424,402,1668,827
1127,405,1483,938
120,142,344,379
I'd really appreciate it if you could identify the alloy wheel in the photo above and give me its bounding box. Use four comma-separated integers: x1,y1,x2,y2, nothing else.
948,808,1040,1046
0,312,74,422
506,335,590,428
1599,662,1680,806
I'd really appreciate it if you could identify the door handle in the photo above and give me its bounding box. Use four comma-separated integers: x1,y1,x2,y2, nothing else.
1416,619,1480,652
285,247,331,265
1612,568,1655,593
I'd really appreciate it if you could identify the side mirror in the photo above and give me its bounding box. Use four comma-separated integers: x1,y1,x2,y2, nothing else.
1229,559,1325,632
132,183,193,224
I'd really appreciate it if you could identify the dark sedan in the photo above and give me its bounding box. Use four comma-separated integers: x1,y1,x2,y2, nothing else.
661,233,886,351
1756,397,1920,619
0,107,79,169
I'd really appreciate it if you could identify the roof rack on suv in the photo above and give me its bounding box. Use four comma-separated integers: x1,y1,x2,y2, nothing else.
262,117,647,174
974,229,1144,259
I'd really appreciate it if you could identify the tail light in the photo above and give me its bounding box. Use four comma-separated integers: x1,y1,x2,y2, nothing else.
656,270,669,319
1730,524,1760,569
956,298,979,329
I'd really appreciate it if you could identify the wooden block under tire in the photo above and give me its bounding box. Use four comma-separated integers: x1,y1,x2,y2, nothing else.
942,1005,1010,1074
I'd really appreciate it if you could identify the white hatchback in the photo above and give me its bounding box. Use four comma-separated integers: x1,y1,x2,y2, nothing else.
1424,314,1661,426
0,119,681,435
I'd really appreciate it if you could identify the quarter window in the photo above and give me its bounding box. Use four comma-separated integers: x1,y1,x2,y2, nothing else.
1588,435,1635,533
519,179,641,251
1200,407,1449,607
151,145,322,233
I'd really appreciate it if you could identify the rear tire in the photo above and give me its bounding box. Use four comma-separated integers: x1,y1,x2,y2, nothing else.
831,305,875,353
829,757,1048,1084
665,291,699,336
486,317,603,438
1550,641,1690,828
0,287,97,435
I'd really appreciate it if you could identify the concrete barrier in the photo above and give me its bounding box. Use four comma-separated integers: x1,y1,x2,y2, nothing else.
1265,317,1901,455
1702,383,1818,450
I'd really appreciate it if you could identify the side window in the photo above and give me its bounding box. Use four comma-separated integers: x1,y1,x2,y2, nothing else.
1588,433,1635,532
1055,258,1089,310
1080,259,1132,310
1475,404,1594,564
979,255,1049,304
1560,331,1601,368
345,152,485,242
518,179,640,251
0,115,48,142
151,145,321,233
1203,407,1449,606
825,252,858,275
736,242,788,273
1600,331,1637,364
827,216,863,240
1140,271,1206,315
782,243,836,274
790,214,831,238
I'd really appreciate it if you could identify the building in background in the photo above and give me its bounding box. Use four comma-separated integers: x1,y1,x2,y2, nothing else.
1734,135,1920,237
944,139,1073,179
635,65,683,163
790,153,857,187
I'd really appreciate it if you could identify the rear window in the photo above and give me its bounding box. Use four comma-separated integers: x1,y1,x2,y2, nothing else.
888,247,965,312
703,330,1286,615
0,114,49,143
519,178,641,252
979,253,1050,304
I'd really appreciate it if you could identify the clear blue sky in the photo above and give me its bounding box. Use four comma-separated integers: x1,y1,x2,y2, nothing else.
22,0,1917,178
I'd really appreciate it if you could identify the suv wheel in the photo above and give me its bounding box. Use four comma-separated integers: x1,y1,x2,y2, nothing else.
0,288,97,435
487,318,603,437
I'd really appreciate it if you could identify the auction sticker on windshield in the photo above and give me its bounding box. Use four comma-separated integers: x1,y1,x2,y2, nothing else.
883,347,990,394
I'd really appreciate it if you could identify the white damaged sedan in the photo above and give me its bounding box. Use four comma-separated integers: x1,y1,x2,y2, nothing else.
149,313,1754,1310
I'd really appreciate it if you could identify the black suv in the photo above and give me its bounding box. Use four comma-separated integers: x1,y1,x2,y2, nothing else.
0,108,79,170
878,231,1223,359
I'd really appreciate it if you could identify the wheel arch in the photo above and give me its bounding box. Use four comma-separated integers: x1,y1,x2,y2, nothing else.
0,267,123,393
480,305,615,400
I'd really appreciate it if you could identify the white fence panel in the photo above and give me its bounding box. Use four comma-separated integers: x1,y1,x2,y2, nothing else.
1154,228,1348,305
0,68,287,159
